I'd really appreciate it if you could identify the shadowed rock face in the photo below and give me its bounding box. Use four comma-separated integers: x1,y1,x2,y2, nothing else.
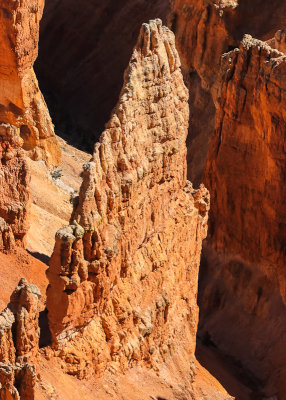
46,20,210,391
0,0,61,166
0,279,41,400
200,35,286,397
168,0,286,185
35,0,169,151
167,1,286,397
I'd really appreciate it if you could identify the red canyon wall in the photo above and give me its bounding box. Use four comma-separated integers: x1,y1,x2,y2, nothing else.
46,20,211,394
169,0,286,185
0,0,61,165
201,35,286,398
2,0,286,398
168,0,286,397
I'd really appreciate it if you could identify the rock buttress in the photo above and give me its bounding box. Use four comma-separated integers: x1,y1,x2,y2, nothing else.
0,279,41,400
0,0,61,165
46,20,210,381
200,35,286,397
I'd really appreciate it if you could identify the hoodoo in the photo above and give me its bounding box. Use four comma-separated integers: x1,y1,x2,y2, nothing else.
0,124,30,249
46,19,212,394
0,278,41,400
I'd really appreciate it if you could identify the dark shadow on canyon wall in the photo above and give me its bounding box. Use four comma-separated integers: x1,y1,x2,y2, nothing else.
39,308,52,348
35,0,169,152
197,245,286,398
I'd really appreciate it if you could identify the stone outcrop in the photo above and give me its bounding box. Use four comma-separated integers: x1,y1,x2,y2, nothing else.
0,0,61,165
0,124,31,249
0,218,15,252
46,19,210,386
0,363,36,400
35,0,169,150
0,278,41,400
199,34,286,397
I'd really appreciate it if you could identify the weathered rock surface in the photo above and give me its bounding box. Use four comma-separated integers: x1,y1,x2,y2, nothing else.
199,34,286,397
0,0,61,165
168,0,286,185
166,1,286,397
0,124,30,249
0,362,36,400
46,19,210,391
0,279,41,400
35,0,169,150
0,218,15,252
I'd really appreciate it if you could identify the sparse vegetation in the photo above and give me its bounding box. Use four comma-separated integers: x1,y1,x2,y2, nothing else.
69,190,78,204
51,168,63,181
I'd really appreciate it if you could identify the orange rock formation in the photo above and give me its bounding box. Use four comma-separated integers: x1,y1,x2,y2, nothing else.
200,34,286,398
46,19,210,389
0,124,30,249
4,0,284,396
168,0,286,185
0,278,41,400
0,0,61,165
168,1,286,397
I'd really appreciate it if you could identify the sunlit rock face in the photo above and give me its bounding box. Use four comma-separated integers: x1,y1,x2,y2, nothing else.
0,279,41,400
46,20,210,389
0,124,30,249
0,0,61,165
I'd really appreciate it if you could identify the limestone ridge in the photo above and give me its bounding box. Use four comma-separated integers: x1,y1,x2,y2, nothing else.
47,19,209,380
0,0,61,165
0,279,41,400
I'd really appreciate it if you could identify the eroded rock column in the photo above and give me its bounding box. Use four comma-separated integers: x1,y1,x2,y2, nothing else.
46,19,209,382
0,279,41,400
0,124,30,249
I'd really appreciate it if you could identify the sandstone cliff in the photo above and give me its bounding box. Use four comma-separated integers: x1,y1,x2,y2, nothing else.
0,0,61,165
46,20,210,393
35,0,169,150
